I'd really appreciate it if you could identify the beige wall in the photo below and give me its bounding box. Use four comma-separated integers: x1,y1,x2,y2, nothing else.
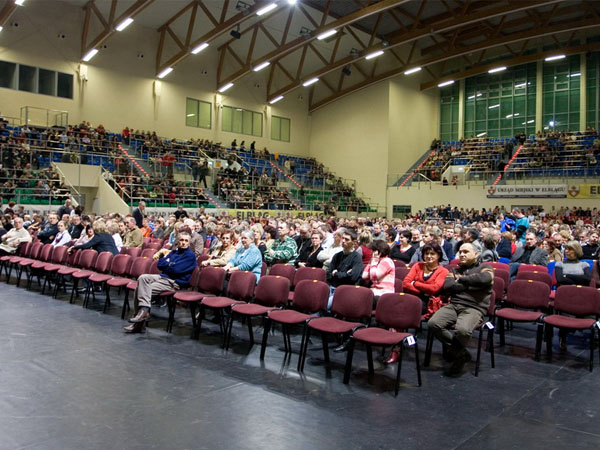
95,178,130,217
0,1,310,157
308,82,390,204
387,183,600,214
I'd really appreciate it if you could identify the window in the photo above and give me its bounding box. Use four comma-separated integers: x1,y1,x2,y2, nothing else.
542,55,580,132
587,52,599,130
439,83,459,141
222,105,262,137
185,97,211,129
0,59,73,99
464,63,537,138
271,115,291,142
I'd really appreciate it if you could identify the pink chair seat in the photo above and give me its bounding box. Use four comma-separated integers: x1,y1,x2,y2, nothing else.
308,317,362,334
72,270,93,279
31,261,48,270
89,273,113,283
18,259,35,267
126,281,138,290
543,315,596,330
159,290,176,297
9,256,25,263
231,303,274,316
268,309,313,325
353,327,410,346
0,255,12,262
495,309,543,322
287,292,294,302
58,266,80,275
174,292,212,302
107,277,131,287
201,296,244,309
44,263,62,272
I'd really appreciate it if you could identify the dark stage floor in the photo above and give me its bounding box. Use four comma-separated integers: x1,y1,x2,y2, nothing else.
0,281,599,450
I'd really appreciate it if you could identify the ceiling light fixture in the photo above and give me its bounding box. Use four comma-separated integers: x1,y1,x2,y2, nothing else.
157,67,173,79
191,42,209,54
404,67,422,75
256,3,277,16
115,17,134,31
438,80,454,87
82,48,99,62
269,95,284,104
545,54,566,61
317,29,337,40
253,61,270,72
365,50,384,60
218,82,234,93
302,77,319,87
15,0,26,6
488,66,506,74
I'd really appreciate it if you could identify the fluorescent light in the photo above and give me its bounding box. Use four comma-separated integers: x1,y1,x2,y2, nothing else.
488,66,506,74
476,132,487,137
477,93,482,97
404,67,422,75
218,82,234,93
438,80,454,87
506,114,513,118
570,72,581,77
365,50,384,60
186,114,195,117
302,77,319,87
15,0,25,5
288,0,297,4
82,48,98,62
269,95,284,104
317,29,337,40
191,42,209,54
115,17,134,31
157,67,173,79
515,82,527,88
545,54,566,61
488,104,500,109
256,3,277,16
253,61,270,72
527,120,535,123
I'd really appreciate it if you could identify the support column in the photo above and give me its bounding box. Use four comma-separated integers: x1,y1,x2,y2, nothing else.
458,78,465,139
580,53,587,131
535,60,543,131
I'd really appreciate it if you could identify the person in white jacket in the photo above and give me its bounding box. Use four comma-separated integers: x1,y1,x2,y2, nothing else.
317,227,344,270
51,221,72,247
0,217,32,255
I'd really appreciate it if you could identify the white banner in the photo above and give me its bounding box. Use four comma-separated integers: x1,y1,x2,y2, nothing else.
486,184,567,198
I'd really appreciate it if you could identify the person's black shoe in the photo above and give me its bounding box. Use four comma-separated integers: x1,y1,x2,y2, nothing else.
444,349,472,377
442,344,457,362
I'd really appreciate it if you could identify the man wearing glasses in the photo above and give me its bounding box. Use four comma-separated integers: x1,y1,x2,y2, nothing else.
124,232,197,333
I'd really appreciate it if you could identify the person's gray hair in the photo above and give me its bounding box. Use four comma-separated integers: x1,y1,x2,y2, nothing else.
241,230,254,240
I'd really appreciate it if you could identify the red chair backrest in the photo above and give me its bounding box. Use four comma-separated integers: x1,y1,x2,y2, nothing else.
395,266,410,281
269,264,295,283
226,271,256,301
493,268,509,289
110,254,133,276
493,277,505,306
120,246,128,254
292,280,329,313
17,241,32,257
197,254,209,264
516,270,552,288
506,280,550,309
331,285,373,321
39,243,54,262
78,249,98,270
254,275,290,307
293,266,326,285
393,260,407,268
489,262,510,271
553,285,600,316
518,264,544,273
140,249,156,259
375,293,421,330
149,260,160,274
126,247,142,258
261,262,267,277
50,245,69,264
197,266,225,295
130,257,152,278
93,252,113,273
394,277,403,293
28,242,44,260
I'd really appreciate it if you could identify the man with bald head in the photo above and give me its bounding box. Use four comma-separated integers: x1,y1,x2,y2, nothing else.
427,243,494,377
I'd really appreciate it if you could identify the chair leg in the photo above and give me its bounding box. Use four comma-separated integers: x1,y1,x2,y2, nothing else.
535,322,544,361
343,338,355,385
321,333,330,364
225,310,235,350
260,318,272,360
366,344,374,380
102,283,111,313
423,329,433,367
475,327,484,377
247,316,254,346
589,326,595,372
545,324,554,361
414,341,422,387
395,344,404,397
498,317,506,346
189,303,197,339
488,328,495,369
298,325,309,372
121,289,130,320
69,279,79,304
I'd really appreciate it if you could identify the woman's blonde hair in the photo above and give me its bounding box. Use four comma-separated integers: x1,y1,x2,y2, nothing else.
93,220,107,234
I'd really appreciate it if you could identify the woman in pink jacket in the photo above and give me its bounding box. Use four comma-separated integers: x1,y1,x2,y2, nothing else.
362,239,396,304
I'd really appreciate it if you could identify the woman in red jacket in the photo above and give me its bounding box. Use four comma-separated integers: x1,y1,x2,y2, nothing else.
386,242,449,364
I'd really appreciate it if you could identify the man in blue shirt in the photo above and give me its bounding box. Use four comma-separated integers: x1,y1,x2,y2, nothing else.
124,232,197,333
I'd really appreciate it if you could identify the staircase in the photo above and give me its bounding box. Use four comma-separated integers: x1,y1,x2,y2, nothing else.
491,145,523,186
118,144,151,178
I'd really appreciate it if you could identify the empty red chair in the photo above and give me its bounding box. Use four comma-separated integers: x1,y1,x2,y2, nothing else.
489,262,509,271
109,256,153,319
26,244,54,289
299,285,373,372
492,268,509,290
261,280,329,369
539,285,600,371
40,245,69,294
395,266,410,281
173,266,226,338
87,254,133,313
77,252,114,307
393,260,407,268
288,266,326,303
140,249,156,259
495,280,551,360
15,242,44,287
52,249,83,298
268,264,295,284
227,275,290,349
126,247,142,258
344,293,422,395
517,264,545,274
1,241,31,281
200,271,256,347
516,270,552,288
68,250,100,303
394,277,403,293
492,276,505,305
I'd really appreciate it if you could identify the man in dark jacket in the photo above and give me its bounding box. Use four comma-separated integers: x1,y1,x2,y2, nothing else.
125,232,197,333
132,201,145,228
67,215,84,240
428,243,494,376
37,213,59,244
327,229,363,308
509,232,548,278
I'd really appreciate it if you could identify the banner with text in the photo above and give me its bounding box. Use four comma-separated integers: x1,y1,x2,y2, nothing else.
566,184,600,199
486,184,567,198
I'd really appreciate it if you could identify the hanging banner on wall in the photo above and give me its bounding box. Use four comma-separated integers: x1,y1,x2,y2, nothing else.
486,184,567,198
566,184,600,199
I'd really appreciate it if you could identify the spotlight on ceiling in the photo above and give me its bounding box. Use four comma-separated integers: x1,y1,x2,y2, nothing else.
299,27,312,38
342,65,351,76
230,25,241,39
235,1,251,13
